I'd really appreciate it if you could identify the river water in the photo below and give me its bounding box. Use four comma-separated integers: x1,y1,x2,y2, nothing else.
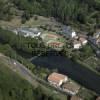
31,51,100,94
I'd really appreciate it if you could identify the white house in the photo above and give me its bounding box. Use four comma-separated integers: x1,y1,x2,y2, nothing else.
71,30,77,38
48,72,68,87
79,37,88,45
73,40,81,49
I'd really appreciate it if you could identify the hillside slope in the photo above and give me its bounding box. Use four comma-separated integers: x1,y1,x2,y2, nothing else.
0,54,59,100
0,0,100,30
8,0,100,25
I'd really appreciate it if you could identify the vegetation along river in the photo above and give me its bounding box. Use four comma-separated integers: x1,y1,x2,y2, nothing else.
31,51,100,94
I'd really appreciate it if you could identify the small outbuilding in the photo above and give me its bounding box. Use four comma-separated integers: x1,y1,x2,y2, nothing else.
62,82,80,95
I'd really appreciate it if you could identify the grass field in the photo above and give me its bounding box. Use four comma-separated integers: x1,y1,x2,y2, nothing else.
25,16,62,28
0,16,62,29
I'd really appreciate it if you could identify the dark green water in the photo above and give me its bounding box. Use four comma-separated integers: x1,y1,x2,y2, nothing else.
31,51,100,94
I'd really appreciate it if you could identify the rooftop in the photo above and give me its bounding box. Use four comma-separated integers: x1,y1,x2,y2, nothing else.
48,72,68,84
47,41,64,48
79,37,87,42
73,40,81,45
62,82,80,93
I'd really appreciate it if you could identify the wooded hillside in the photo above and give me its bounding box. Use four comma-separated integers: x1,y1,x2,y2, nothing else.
0,0,100,28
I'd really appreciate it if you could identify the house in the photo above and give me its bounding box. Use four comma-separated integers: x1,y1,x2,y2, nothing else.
79,37,88,45
47,41,64,50
96,37,100,46
48,72,68,87
71,96,82,100
62,82,80,95
62,26,77,38
13,27,41,38
72,35,87,49
73,40,82,49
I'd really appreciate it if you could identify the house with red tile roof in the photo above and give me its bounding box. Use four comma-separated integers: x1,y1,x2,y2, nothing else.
47,41,64,48
48,72,68,87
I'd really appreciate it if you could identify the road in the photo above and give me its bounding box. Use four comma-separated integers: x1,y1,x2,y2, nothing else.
0,53,70,95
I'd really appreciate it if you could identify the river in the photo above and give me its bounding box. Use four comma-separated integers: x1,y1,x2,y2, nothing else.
31,51,100,94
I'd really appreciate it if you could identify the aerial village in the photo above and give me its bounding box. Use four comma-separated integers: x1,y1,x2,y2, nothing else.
4,16,100,100
11,25,100,51
12,26,89,50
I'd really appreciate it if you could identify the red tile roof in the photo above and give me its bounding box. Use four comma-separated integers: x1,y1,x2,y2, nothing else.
47,41,64,48
48,72,67,84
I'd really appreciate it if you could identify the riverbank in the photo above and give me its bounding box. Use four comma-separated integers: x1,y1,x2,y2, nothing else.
0,53,68,100
31,52,100,95
72,58,100,76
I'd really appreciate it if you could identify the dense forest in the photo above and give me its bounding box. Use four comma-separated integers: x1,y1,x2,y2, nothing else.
0,0,100,30
12,0,100,23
